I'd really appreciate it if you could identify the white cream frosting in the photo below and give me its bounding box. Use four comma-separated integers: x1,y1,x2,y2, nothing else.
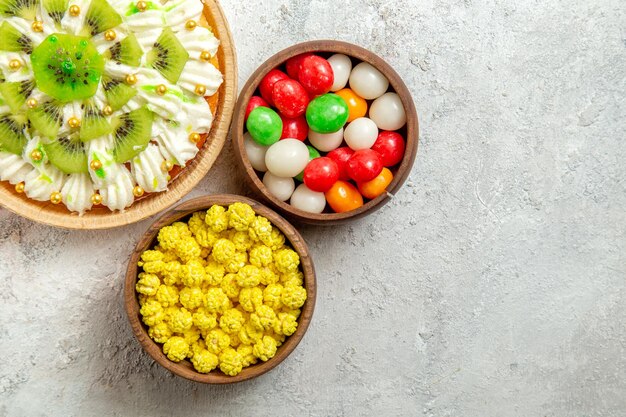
179,95,214,134
177,27,220,61
153,118,198,166
165,0,204,29
61,173,94,214
124,10,165,31
60,0,91,36
0,151,33,184
21,138,65,201
131,143,168,192
178,60,223,96
99,164,135,211
0,51,32,82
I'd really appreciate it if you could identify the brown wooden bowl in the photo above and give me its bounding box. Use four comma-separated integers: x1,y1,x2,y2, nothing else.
232,40,419,225
0,0,237,230
124,194,316,384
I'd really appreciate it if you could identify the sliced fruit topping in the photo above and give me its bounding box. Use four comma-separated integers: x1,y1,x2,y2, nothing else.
0,21,32,53
43,134,88,173
105,33,143,66
43,0,69,26
111,106,153,163
0,79,35,113
0,0,38,20
27,99,63,138
31,33,105,102
81,0,122,37
0,113,27,154
147,27,188,84
80,102,113,141
102,76,137,110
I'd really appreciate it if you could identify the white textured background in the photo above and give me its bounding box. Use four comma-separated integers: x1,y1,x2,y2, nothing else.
1,0,625,416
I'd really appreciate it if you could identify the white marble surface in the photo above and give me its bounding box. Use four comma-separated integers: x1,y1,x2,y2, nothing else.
1,0,625,416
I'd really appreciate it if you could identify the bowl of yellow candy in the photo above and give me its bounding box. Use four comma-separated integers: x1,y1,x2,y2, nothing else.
125,195,316,383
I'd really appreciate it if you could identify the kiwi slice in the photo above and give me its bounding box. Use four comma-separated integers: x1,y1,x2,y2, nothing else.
0,21,32,53
80,102,112,141
0,79,35,113
43,134,88,173
0,113,27,155
31,34,104,102
43,0,69,26
147,28,189,84
111,106,154,163
81,0,122,37
102,77,137,110
28,100,63,138
0,0,38,20
105,34,143,67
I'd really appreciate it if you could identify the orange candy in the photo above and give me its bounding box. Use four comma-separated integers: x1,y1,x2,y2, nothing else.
357,167,393,199
325,181,364,213
335,88,367,122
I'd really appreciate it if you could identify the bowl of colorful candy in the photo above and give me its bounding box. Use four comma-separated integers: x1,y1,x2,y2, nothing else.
125,194,316,384
232,40,418,225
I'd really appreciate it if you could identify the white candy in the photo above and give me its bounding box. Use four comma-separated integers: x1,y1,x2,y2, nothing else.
244,132,268,172
263,172,295,202
369,93,407,131
308,128,344,153
343,118,378,150
328,54,352,92
265,139,309,178
349,62,389,100
290,184,326,214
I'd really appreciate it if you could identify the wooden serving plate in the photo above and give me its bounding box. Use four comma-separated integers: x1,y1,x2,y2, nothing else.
125,194,317,384
232,40,419,225
0,0,237,229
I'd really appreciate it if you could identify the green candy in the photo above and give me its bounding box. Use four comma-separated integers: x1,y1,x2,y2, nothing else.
246,107,282,146
306,94,349,134
295,145,321,182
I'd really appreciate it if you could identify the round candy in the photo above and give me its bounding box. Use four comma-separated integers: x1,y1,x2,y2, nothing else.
346,149,383,183
280,114,308,141
298,55,334,96
272,79,309,118
369,92,406,130
335,88,367,122
265,139,310,178
371,131,406,166
303,157,339,193
246,107,282,146
259,69,289,106
325,181,363,213
306,94,349,133
328,54,352,92
263,171,295,202
290,184,326,214
343,117,378,151
295,145,321,182
349,62,389,100
286,52,314,79
244,132,268,172
358,167,393,199
326,147,354,181
308,127,344,153
245,96,269,121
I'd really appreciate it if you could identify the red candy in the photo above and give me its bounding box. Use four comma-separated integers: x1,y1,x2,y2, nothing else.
286,53,314,79
298,56,334,96
371,131,406,167
272,79,310,118
259,69,289,106
326,147,354,181
346,149,383,183
280,114,308,141
303,157,339,192
245,96,269,121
